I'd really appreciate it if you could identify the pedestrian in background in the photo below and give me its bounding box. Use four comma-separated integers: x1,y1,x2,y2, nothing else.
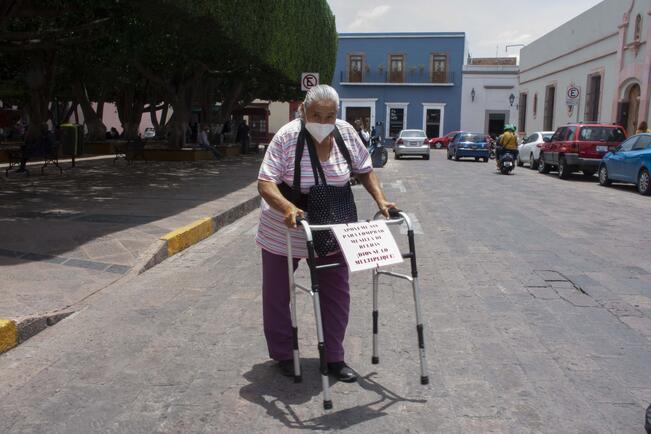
256,84,396,382
197,124,221,160
636,121,649,134
237,120,250,154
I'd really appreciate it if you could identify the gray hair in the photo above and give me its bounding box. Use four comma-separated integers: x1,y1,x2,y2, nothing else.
303,84,340,113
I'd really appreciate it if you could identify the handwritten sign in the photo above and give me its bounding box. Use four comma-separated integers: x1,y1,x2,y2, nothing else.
331,221,403,273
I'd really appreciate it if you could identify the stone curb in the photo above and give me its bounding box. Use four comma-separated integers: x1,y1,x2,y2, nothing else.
0,193,260,355
134,193,261,275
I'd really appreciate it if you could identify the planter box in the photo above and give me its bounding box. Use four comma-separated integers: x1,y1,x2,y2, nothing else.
216,144,240,158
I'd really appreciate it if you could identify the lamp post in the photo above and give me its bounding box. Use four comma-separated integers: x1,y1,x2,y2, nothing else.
471,88,476,102
509,93,515,107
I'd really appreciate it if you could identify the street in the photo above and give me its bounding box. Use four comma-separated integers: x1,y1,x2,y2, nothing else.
1,152,650,433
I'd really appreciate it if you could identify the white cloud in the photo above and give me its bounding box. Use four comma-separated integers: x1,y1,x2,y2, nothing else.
348,5,391,31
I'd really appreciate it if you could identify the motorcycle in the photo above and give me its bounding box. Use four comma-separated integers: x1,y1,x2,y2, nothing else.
368,135,388,168
497,147,518,175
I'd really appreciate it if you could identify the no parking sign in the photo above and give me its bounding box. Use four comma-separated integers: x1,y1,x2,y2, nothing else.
301,73,319,91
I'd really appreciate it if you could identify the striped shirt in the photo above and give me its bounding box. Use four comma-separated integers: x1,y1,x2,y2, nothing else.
257,118,373,258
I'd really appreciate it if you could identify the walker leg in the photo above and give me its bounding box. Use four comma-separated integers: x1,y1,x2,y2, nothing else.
372,268,380,364
287,245,301,383
306,241,332,410
412,277,429,385
313,293,332,410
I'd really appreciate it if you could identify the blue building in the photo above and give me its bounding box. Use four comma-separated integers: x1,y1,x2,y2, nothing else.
332,32,465,140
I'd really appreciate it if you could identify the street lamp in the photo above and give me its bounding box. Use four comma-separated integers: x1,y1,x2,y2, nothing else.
471,88,476,102
509,93,515,106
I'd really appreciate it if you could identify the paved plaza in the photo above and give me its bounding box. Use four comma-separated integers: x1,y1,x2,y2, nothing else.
1,153,650,433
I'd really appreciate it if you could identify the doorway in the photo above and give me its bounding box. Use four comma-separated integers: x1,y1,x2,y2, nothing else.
626,83,641,136
486,111,508,137
345,107,371,131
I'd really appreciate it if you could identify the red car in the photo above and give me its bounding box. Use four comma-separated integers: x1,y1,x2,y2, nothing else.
429,131,460,149
538,123,627,179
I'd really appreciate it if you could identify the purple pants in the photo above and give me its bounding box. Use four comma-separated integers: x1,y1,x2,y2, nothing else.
261,249,350,363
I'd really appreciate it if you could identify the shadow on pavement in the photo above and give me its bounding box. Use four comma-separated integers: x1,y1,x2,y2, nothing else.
239,359,426,430
0,157,261,266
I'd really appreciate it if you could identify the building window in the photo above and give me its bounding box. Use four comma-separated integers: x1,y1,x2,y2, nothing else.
431,53,448,83
348,54,363,82
543,85,556,131
388,107,405,137
518,93,527,133
635,14,642,41
533,93,538,118
389,54,404,83
585,73,602,122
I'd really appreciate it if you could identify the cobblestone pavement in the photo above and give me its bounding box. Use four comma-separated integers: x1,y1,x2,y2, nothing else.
1,152,650,433
0,155,261,319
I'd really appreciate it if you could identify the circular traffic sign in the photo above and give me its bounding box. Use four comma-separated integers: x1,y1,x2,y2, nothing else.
302,73,318,90
567,86,580,99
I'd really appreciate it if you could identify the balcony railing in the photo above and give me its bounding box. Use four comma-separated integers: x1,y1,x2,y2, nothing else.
339,69,455,85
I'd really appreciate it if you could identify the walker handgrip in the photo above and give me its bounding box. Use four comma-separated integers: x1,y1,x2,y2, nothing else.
295,216,305,226
388,208,403,219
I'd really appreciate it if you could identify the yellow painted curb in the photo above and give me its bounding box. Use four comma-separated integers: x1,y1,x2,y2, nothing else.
161,217,215,257
0,319,18,353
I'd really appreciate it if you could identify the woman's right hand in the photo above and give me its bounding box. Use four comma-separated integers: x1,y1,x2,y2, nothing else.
283,205,305,228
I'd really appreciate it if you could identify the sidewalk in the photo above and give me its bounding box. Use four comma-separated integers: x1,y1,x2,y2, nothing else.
0,155,262,341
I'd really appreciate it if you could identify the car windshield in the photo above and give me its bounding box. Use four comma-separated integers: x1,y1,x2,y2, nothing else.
542,133,553,141
401,130,426,138
579,127,626,142
458,134,484,143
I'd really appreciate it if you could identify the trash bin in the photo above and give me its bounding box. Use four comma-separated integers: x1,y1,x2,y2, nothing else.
60,124,83,157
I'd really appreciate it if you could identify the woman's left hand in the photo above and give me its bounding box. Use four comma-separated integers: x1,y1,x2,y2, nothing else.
377,200,397,218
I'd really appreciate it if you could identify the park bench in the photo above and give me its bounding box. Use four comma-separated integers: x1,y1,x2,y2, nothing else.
4,140,62,177
113,139,147,165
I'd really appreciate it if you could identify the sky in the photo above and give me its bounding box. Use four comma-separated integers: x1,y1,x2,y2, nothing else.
327,0,604,58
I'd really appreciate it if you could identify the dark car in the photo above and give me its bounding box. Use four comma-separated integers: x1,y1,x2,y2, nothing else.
447,132,490,162
538,123,626,179
599,133,651,195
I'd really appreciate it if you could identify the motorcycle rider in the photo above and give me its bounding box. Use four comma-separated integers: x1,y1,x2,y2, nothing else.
496,124,518,169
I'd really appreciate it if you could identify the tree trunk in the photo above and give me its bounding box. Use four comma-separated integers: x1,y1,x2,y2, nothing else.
217,80,244,125
23,50,56,143
116,85,146,140
71,80,106,141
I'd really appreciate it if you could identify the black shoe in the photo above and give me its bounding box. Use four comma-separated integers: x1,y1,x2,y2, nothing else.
277,359,294,377
327,361,357,383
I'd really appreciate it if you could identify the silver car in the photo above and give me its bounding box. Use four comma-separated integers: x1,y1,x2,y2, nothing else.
517,131,554,169
394,129,430,160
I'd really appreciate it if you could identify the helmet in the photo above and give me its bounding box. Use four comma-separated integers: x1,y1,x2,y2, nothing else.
504,124,516,132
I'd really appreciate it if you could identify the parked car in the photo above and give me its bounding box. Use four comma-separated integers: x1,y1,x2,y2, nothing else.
517,131,555,169
428,131,460,149
599,133,651,195
447,132,490,162
143,127,156,139
538,123,627,179
394,129,430,160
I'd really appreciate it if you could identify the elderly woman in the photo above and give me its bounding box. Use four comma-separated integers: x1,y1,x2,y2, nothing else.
256,85,395,382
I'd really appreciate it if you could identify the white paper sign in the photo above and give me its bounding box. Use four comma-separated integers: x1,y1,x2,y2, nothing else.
331,220,404,273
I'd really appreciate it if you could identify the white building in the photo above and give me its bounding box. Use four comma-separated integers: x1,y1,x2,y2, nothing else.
461,58,519,137
519,0,651,136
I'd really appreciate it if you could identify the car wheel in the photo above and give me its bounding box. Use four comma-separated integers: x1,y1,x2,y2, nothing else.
434,141,443,149
517,155,524,167
454,150,460,161
423,153,430,160
529,153,538,170
447,151,451,160
475,157,479,162
638,168,651,195
483,157,488,162
538,153,551,174
558,156,571,179
598,164,612,186
394,152,400,160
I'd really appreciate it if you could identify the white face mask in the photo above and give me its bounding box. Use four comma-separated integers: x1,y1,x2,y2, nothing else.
305,121,335,143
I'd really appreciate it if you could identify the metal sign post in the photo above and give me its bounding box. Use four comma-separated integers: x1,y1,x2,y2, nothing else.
566,84,581,122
